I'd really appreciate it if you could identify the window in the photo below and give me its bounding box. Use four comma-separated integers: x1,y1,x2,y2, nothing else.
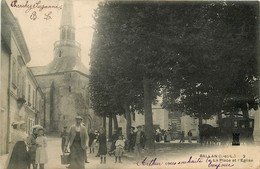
33,90,35,108
17,69,21,96
234,121,238,128
28,84,31,106
72,31,75,40
38,99,41,111
69,86,71,92
249,121,253,128
67,29,71,39
12,59,17,87
27,119,30,134
62,29,65,40
22,75,25,98
133,112,135,121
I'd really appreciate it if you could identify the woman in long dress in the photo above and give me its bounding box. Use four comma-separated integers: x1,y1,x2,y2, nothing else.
27,127,38,169
64,116,88,169
97,128,107,164
35,128,48,169
5,121,28,169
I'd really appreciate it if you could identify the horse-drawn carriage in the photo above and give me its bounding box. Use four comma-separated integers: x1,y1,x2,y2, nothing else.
200,116,254,144
220,116,254,143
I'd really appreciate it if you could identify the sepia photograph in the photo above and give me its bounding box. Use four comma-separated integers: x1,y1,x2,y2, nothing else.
1,0,260,169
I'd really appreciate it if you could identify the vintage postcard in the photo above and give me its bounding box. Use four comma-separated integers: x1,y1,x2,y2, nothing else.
1,0,260,169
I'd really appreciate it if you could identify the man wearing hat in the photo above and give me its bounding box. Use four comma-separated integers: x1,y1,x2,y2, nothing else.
134,125,146,160
64,116,89,169
128,127,135,152
60,126,68,153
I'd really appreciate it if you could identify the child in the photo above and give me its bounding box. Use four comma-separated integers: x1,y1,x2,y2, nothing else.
115,135,125,163
89,129,96,154
97,128,107,164
35,128,48,169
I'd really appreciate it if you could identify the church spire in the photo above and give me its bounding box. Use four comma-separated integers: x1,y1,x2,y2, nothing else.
54,0,81,59
60,0,75,41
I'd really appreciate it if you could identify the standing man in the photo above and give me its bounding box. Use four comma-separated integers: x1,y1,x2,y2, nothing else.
188,130,193,143
88,129,96,154
180,131,185,143
64,116,89,169
128,127,135,152
134,125,146,160
60,126,68,153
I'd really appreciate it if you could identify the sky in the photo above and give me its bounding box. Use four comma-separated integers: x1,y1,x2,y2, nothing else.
6,0,99,69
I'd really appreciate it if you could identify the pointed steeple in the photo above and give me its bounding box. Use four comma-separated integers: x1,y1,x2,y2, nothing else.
31,0,89,76
59,0,75,41
54,0,81,59
60,0,75,28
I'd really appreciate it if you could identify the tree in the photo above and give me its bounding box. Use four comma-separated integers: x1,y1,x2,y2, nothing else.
90,1,259,148
90,2,145,140
91,2,164,151
161,2,259,137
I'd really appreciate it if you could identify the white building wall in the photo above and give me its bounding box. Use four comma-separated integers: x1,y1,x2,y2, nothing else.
250,109,260,142
116,106,169,137
180,115,199,137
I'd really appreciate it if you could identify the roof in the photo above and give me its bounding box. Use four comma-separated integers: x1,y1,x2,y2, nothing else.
1,0,31,64
30,0,88,77
30,56,89,76
60,0,75,27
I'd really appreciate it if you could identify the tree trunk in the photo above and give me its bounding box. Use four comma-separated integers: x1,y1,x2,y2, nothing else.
124,103,131,140
242,109,249,128
242,109,249,119
103,116,106,135
109,115,112,141
113,114,118,131
198,115,203,144
143,77,155,154
217,112,222,127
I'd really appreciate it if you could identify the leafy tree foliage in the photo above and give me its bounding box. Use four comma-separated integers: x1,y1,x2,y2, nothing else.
161,2,259,131
90,1,259,146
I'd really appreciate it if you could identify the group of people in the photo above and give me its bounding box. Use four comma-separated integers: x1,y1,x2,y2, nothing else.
180,130,193,143
61,116,110,169
155,129,172,142
5,121,48,169
62,116,147,169
155,128,193,143
109,126,146,161
5,115,147,169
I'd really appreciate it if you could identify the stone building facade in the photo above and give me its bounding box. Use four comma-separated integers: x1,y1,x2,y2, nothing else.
31,0,102,133
1,0,45,155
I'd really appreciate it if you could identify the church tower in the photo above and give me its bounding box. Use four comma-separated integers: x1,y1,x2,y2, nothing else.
54,0,81,59
31,0,102,132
